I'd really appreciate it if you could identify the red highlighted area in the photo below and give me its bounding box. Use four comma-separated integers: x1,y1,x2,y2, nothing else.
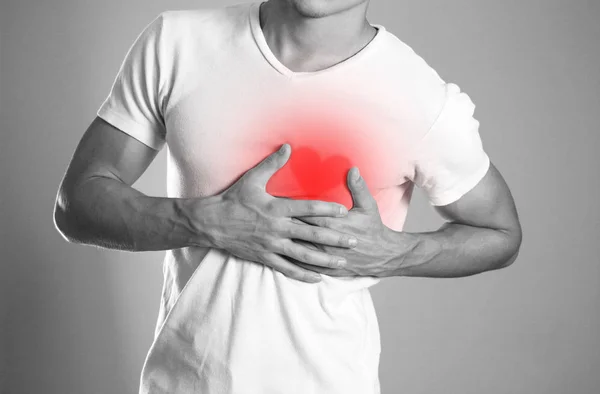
287,146,352,199
261,100,385,210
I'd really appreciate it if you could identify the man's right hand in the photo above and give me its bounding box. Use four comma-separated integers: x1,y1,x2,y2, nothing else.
184,144,358,283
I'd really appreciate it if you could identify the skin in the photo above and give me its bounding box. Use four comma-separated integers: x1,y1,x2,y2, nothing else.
54,121,355,283
260,0,377,72
293,163,522,278
53,0,522,282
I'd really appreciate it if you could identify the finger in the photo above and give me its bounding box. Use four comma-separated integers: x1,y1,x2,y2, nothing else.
276,198,348,217
294,260,341,276
276,239,346,269
347,167,378,210
261,252,322,283
286,221,357,248
245,144,291,187
293,216,331,228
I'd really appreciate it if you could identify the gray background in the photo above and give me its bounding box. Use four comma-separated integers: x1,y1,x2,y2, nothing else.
1,0,599,393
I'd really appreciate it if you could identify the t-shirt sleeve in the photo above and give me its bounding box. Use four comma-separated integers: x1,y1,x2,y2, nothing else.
96,13,168,150
410,82,491,206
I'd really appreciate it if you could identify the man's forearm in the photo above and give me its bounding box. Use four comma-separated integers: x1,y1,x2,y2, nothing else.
388,222,522,278
54,176,218,252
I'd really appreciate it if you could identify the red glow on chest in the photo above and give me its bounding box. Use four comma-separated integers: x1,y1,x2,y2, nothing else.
263,107,377,210
287,146,351,198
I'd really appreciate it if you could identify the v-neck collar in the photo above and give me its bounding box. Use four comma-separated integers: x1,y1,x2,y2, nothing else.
249,1,385,79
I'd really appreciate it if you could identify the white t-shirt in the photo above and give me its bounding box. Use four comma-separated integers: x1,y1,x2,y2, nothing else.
97,2,490,393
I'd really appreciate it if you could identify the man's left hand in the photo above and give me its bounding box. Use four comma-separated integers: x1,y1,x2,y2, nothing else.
290,167,419,278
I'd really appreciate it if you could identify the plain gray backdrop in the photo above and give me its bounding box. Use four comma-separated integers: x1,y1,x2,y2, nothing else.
1,0,599,393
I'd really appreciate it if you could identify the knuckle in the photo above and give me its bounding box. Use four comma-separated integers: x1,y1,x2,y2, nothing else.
276,222,290,237
300,251,312,263
308,217,320,226
271,219,285,234
274,239,287,253
339,234,350,245
277,265,293,278
294,226,308,241
328,257,339,268
280,266,299,280
297,271,312,282
311,229,323,243
262,237,278,252
306,201,317,214
264,155,276,166
313,218,327,227
278,241,289,255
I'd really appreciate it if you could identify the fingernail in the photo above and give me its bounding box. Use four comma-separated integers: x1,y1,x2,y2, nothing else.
279,144,288,155
339,206,348,215
353,168,360,182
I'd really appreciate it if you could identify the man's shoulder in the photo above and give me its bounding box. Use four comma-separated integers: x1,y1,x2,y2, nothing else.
375,29,444,83
158,2,251,34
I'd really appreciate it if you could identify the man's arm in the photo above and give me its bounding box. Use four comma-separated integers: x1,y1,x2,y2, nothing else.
287,162,521,278
288,81,520,278
53,116,207,251
391,161,522,277
54,118,358,282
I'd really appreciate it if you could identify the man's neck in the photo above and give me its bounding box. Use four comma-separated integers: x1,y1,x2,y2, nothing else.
259,0,377,73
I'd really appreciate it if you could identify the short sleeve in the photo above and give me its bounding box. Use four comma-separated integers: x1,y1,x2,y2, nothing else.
97,13,168,150
410,82,490,206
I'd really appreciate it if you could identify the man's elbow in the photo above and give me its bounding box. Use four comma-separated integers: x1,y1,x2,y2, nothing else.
53,190,83,244
497,226,523,269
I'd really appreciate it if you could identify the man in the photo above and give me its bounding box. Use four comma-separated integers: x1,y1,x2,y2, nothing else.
53,0,522,392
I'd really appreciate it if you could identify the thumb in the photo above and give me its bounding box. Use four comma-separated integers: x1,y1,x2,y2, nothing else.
348,167,378,210
246,144,291,187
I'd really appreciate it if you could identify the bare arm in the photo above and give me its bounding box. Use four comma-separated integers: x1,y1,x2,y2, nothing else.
394,162,523,277
282,161,521,279
54,117,208,251
53,118,358,282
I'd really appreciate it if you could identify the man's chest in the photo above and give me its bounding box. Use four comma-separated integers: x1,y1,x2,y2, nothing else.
163,77,424,204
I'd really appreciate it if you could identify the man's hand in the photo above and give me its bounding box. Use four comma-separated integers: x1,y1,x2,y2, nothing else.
186,144,360,283
291,168,419,278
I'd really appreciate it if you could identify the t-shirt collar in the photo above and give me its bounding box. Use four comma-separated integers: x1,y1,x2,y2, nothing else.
249,1,385,78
